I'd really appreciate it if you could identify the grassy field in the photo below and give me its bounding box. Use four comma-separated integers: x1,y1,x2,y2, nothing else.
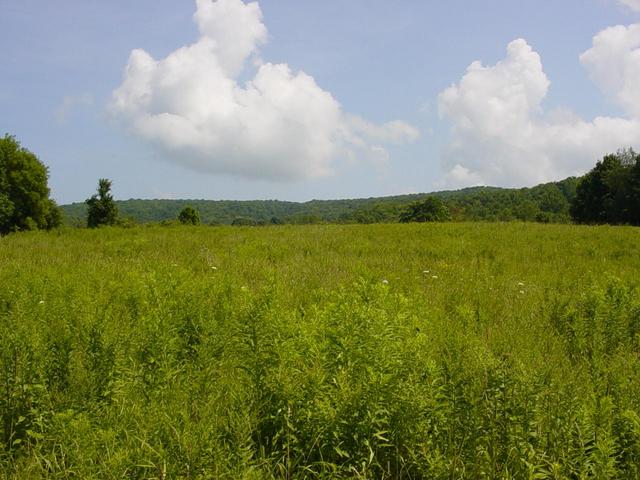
1,223,640,479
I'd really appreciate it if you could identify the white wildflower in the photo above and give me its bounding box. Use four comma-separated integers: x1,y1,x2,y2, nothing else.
432,275,438,279
382,279,389,285
517,282,525,286
519,290,525,294
38,300,45,305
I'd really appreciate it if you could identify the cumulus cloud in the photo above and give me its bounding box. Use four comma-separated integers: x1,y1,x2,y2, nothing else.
111,0,417,181
618,0,640,12
580,24,640,117
438,34,640,187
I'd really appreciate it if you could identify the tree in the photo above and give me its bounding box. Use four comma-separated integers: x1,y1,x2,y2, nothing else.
628,158,640,225
570,150,640,225
0,134,62,234
571,155,619,224
400,197,451,223
86,178,118,228
178,206,201,225
534,184,568,214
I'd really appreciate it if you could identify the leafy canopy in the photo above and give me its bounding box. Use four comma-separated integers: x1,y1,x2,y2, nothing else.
0,134,61,234
571,148,640,225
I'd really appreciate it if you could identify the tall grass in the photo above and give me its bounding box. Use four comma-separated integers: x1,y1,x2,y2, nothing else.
1,223,639,478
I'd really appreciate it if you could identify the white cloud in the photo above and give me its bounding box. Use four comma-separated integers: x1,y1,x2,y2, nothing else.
580,24,640,118
344,115,420,145
438,35,640,188
111,0,417,181
618,0,640,12
193,0,267,76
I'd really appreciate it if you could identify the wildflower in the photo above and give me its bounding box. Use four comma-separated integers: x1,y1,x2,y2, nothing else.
432,275,438,279
517,282,525,286
422,270,430,274
38,300,45,305
519,290,525,294
382,279,389,285
211,266,218,270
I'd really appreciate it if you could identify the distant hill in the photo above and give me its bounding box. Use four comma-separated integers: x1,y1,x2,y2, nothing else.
61,178,578,225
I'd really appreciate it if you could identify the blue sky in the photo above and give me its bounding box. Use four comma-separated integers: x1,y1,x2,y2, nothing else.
2,0,640,204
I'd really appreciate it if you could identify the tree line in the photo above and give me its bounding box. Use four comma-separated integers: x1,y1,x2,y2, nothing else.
1,134,638,232
75,150,639,227
61,181,579,227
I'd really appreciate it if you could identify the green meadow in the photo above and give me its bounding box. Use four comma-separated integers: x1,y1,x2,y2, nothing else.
2,223,640,479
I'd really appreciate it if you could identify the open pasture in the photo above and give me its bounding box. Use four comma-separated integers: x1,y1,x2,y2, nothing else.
1,223,640,478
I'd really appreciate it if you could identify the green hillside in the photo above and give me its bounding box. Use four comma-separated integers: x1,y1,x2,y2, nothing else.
61,178,578,225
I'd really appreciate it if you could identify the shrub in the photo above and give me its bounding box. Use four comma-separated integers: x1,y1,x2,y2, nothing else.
400,196,451,222
178,206,201,225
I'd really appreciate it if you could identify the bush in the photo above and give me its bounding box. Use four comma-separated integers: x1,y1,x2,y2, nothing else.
400,196,451,223
178,206,201,225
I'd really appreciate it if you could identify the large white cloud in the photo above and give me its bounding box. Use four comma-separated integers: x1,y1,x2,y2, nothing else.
580,24,640,118
438,32,640,187
111,0,418,181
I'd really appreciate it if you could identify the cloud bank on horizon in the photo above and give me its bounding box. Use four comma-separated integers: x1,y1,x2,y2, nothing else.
111,0,418,181
438,19,640,188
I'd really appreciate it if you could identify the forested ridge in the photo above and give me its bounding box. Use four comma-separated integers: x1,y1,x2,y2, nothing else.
60,178,578,225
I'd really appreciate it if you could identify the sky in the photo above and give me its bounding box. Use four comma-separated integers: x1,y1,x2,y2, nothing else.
1,0,640,204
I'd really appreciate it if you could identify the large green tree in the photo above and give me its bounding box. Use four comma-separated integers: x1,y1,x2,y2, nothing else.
571,149,640,225
0,135,61,234
86,178,118,228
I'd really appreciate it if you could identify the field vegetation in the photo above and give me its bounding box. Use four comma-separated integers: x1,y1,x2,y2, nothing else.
2,223,640,478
